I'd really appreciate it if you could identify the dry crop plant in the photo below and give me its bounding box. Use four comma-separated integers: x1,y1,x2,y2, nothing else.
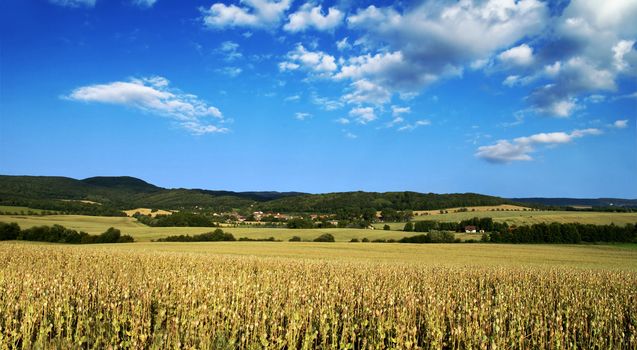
0,244,635,349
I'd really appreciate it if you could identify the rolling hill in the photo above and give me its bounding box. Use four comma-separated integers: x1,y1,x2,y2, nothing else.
0,175,634,215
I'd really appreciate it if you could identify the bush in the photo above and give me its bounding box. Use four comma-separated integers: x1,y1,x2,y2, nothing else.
0,222,20,240
361,237,370,242
403,222,413,232
383,224,390,231
289,236,302,242
350,238,359,242
313,233,335,242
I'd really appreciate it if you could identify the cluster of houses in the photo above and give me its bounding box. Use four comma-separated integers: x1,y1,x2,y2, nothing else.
464,226,485,234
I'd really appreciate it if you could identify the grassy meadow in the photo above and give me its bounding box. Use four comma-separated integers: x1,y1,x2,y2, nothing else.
1,242,635,349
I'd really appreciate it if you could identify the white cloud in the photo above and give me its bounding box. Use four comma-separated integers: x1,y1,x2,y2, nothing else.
311,94,343,111
284,4,343,32
66,76,227,134
49,0,95,7
336,37,351,51
349,107,376,124
613,119,628,129
343,0,548,96
613,40,635,71
397,119,431,132
391,106,410,117
342,79,391,105
280,44,337,74
476,128,602,163
294,112,311,120
284,94,300,101
498,44,534,67
219,41,242,61
202,0,292,29
335,117,350,124
520,0,637,117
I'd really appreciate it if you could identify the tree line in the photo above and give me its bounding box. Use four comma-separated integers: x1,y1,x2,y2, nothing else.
0,223,134,244
133,212,220,227
155,229,235,242
404,217,505,233
485,222,636,243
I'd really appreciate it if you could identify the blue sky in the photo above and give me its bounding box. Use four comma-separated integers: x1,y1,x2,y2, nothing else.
1,0,636,197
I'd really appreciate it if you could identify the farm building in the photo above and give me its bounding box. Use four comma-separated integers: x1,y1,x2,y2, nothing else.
464,225,477,233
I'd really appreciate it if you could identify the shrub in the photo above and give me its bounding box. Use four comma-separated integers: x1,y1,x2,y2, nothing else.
289,236,302,242
350,238,359,242
383,224,390,231
0,222,21,240
313,233,335,242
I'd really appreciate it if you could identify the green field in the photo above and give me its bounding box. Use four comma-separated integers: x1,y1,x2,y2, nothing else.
0,205,57,214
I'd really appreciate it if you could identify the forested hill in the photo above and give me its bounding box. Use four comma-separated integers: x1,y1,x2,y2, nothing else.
0,175,516,213
259,192,510,212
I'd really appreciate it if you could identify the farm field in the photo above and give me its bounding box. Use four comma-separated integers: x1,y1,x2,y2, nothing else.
410,209,637,225
1,242,635,349
411,204,532,216
0,214,411,242
3,209,637,242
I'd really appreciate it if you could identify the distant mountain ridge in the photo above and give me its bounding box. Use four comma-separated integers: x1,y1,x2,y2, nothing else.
0,175,634,213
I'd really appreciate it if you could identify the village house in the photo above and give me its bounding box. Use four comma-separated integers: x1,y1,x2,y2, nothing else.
464,225,477,233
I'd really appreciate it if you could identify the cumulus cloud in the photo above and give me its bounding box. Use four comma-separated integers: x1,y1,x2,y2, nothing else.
342,79,391,105
512,0,637,117
527,57,618,117
349,107,376,124
202,0,291,29
279,44,337,74
476,128,602,163
66,76,227,134
284,3,343,32
498,44,534,67
341,0,548,96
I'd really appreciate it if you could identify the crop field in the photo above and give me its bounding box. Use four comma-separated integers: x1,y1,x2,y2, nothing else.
0,242,635,349
0,214,412,242
410,210,637,226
